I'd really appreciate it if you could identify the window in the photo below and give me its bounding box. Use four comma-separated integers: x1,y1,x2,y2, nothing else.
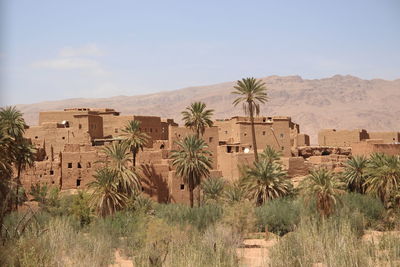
262,131,266,135
78,124,82,129
280,133,284,138
244,132,247,136
76,179,81,187
141,187,145,192
50,170,54,175
263,118,266,122
114,128,118,133
35,136,38,139
62,136,65,140
67,163,72,168
180,184,185,190
51,181,55,184
77,162,82,168
209,137,213,143
227,146,232,153
224,130,228,134
281,146,284,151
150,128,153,133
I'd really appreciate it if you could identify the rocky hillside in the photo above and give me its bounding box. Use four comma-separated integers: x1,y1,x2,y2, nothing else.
16,75,400,144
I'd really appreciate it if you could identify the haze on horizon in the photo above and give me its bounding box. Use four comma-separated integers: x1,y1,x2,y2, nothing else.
1,0,399,106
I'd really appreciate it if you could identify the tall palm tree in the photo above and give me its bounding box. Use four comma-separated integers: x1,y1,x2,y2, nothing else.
170,135,213,207
181,102,214,137
232,78,268,162
243,160,292,205
260,145,282,164
88,167,128,217
121,120,149,166
300,168,345,217
343,155,369,193
201,177,225,203
365,153,400,207
0,106,26,140
14,140,36,208
101,141,141,196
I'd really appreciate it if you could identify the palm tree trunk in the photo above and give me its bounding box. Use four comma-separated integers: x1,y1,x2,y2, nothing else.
15,162,22,210
133,151,136,167
249,102,259,162
189,179,194,208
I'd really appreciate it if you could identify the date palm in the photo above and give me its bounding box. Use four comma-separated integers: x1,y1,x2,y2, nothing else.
232,78,268,162
170,135,212,207
121,120,149,166
243,160,292,205
300,168,345,217
88,167,128,217
201,177,225,203
260,145,282,164
101,141,141,196
343,155,369,193
181,101,214,138
0,106,26,140
365,153,400,207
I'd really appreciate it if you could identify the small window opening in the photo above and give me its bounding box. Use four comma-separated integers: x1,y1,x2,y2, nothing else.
280,133,284,138
224,130,228,134
39,174,42,178
35,136,38,139
79,124,82,129
76,179,81,187
50,170,54,175
262,131,266,135
281,146,284,151
321,150,331,156
77,162,82,168
209,137,213,143
244,133,247,136
114,128,118,133
62,136,65,140
141,186,145,192
160,144,165,149
180,184,185,190
263,118,266,122
227,146,232,153
67,163,72,168
51,181,55,184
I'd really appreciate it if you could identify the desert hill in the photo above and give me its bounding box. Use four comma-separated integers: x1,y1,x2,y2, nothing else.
15,75,400,144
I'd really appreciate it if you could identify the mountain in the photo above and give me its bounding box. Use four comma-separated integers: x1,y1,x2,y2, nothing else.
15,75,400,144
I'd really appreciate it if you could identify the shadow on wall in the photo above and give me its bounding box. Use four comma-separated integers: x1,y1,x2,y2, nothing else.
140,164,170,203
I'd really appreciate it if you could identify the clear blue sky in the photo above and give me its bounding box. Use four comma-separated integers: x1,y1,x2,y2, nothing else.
1,0,399,105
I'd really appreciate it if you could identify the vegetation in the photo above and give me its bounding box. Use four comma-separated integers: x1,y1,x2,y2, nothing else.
232,77,268,162
170,135,213,207
181,101,214,137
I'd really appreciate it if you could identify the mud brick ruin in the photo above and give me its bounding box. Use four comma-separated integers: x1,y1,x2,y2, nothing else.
21,108,400,204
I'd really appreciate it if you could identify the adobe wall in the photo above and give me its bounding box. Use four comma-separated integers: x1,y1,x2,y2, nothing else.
368,132,400,144
140,163,170,203
280,157,310,177
352,142,400,157
217,146,255,182
21,160,61,189
318,129,367,147
297,134,310,147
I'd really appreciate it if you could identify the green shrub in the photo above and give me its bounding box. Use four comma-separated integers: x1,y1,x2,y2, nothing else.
340,193,384,224
155,203,223,231
255,198,300,235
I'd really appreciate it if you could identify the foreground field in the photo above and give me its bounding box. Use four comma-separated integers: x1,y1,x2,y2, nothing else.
1,193,400,267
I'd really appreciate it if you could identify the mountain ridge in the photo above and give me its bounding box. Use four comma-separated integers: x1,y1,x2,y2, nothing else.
14,74,400,144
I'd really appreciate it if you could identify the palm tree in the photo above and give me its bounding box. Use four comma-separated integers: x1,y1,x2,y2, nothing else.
343,155,369,193
101,141,141,196
170,135,213,207
232,78,268,162
201,177,225,203
260,145,282,164
181,102,214,137
222,181,248,205
300,168,345,217
0,106,26,140
121,120,149,166
14,140,36,208
243,160,292,205
365,153,400,207
88,167,128,217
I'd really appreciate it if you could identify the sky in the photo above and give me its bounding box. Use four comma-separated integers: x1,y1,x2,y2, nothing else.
1,0,399,106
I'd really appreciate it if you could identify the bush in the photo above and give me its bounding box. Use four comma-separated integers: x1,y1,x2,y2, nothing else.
222,201,256,237
340,193,385,226
155,203,223,231
255,198,300,235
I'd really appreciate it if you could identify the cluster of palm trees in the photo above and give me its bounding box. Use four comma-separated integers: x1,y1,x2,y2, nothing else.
0,107,36,227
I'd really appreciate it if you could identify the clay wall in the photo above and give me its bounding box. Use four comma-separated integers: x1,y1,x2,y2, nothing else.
297,134,310,147
352,142,400,157
318,129,367,146
280,157,310,177
140,163,170,203
21,160,61,189
217,146,255,181
368,132,400,144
